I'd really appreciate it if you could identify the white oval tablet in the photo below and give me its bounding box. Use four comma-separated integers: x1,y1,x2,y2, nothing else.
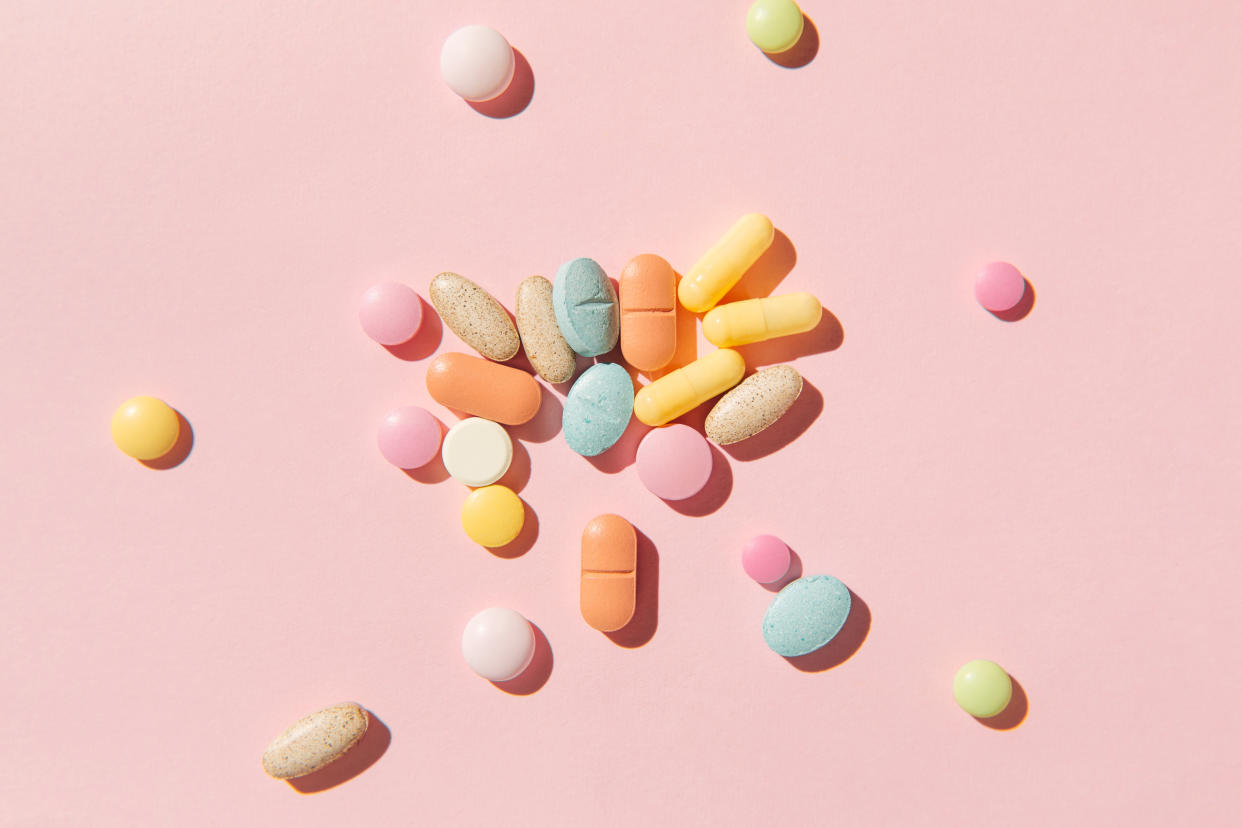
442,417,513,487
440,25,515,102
461,607,535,682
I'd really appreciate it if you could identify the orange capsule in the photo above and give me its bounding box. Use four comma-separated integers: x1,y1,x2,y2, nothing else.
580,514,637,632
619,254,677,372
425,352,541,425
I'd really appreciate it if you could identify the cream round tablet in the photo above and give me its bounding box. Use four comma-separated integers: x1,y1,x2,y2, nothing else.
635,424,713,500
461,607,535,682
442,417,512,487
440,25,515,102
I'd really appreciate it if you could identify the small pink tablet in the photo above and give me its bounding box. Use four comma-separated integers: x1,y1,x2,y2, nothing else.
635,424,713,501
377,406,442,469
974,262,1026,312
742,534,791,584
359,282,424,345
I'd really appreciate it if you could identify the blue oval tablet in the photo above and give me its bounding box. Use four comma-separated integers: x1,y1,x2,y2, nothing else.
562,363,633,457
762,575,852,657
553,257,619,357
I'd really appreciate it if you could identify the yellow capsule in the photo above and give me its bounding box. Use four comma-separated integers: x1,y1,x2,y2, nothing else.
702,292,822,348
634,349,746,426
678,214,775,313
111,396,180,461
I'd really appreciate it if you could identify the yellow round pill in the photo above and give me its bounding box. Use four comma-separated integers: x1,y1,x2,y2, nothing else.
953,659,1013,718
111,396,181,461
747,0,805,54
460,485,525,548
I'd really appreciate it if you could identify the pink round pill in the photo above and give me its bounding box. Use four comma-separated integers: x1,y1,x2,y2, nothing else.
377,406,442,469
974,262,1026,312
635,424,713,501
359,282,424,346
742,534,792,584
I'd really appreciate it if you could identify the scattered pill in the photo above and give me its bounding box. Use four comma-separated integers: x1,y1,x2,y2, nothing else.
460,484,525,547
441,417,512,487
553,257,620,357
376,406,442,469
975,262,1026,312
635,424,713,500
111,395,180,461
359,282,423,346
634,348,746,427
440,24,515,102
619,254,678,372
580,514,637,632
515,275,577,383
562,362,634,457
742,534,791,584
704,364,803,445
762,575,851,657
429,272,520,361
678,214,774,313
747,0,805,54
702,292,821,348
426,352,542,425
953,659,1013,718
461,607,535,682
261,702,369,780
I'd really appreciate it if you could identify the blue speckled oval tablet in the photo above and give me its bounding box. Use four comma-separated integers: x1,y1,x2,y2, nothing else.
762,575,852,657
562,363,633,457
553,258,619,357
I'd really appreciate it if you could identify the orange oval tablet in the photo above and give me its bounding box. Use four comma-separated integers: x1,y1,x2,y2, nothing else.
580,514,637,632
619,254,678,372
426,352,542,425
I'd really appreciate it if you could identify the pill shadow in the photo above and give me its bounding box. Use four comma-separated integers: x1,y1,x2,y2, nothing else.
783,590,870,673
495,438,531,493
989,279,1036,322
733,310,844,368
604,528,659,648
764,14,820,69
586,416,651,474
493,621,553,695
468,48,535,119
761,549,804,593
287,712,391,794
720,229,798,304
667,445,733,517
974,677,1029,730
507,384,563,443
724,379,824,462
403,452,450,484
383,296,443,361
139,410,194,470
489,502,539,559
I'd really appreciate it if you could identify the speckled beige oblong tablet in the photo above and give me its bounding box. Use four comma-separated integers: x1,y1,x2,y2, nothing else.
515,275,576,383
261,702,369,780
704,365,803,445
429,272,520,361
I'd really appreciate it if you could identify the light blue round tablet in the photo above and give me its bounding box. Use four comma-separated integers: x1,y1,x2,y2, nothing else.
762,575,852,657
562,362,633,457
553,257,619,357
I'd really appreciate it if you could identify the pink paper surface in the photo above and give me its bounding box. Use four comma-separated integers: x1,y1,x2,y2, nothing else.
3,2,1241,825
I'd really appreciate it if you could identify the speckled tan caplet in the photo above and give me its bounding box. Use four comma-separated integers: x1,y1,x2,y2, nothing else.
261,702,369,780
704,365,803,445
515,275,576,383
429,272,520,361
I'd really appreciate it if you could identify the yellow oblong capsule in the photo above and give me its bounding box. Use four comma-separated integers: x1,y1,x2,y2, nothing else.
701,292,822,348
633,349,746,426
678,214,775,313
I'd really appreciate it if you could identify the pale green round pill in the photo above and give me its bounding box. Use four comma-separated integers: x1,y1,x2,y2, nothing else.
953,659,1013,718
747,0,805,54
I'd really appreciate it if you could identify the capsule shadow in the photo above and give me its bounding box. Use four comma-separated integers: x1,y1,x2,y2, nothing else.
383,296,442,361
723,379,824,462
604,528,659,648
783,590,870,673
763,14,819,69
489,501,539,559
468,48,535,119
667,445,732,517
990,279,1036,322
287,712,391,794
974,677,1029,730
493,622,553,695
140,410,194,470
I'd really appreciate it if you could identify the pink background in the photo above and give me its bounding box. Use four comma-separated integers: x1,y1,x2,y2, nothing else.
3,1,1241,825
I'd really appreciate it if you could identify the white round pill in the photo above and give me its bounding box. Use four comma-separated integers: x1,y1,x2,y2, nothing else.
441,417,513,487
440,24,516,102
461,607,535,682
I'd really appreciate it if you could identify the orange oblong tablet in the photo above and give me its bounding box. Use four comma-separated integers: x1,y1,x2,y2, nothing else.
426,352,542,425
619,254,677,372
580,514,637,632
